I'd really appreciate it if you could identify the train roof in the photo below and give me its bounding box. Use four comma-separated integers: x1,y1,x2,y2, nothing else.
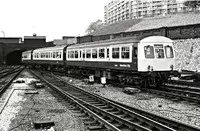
68,36,172,49
22,50,33,54
33,45,67,52
140,36,173,43
68,36,142,49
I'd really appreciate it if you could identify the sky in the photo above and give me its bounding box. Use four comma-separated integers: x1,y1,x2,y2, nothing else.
0,0,112,41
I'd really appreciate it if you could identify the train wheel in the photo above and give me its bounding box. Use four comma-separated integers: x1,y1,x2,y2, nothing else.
147,77,156,88
133,78,144,88
120,77,127,85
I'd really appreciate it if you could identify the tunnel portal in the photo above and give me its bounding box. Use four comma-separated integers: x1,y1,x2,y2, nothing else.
6,50,24,65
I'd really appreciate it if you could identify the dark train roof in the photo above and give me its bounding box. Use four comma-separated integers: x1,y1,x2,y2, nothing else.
33,45,66,52
90,13,200,36
68,36,141,49
68,36,171,49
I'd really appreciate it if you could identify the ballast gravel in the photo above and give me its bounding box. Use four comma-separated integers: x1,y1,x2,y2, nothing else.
0,70,87,131
61,76,200,128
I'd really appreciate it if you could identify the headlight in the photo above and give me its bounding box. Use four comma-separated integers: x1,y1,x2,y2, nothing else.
147,65,150,71
147,65,153,71
150,66,153,71
170,65,174,70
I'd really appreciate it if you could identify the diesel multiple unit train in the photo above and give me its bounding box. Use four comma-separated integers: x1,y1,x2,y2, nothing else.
22,36,178,88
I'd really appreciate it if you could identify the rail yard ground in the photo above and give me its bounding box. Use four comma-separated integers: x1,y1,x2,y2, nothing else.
61,76,200,128
0,70,86,131
1,69,200,130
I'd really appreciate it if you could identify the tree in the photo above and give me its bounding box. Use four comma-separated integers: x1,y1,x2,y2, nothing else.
184,0,200,13
85,20,104,34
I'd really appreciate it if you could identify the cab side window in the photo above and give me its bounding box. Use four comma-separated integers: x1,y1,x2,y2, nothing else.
144,46,154,58
165,46,174,58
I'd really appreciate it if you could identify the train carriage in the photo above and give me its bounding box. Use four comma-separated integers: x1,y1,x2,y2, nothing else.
22,50,33,65
66,37,138,71
138,36,175,72
22,35,177,88
32,45,67,70
65,36,176,87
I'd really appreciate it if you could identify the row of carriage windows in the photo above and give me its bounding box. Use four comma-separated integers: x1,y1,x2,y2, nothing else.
24,45,173,60
144,45,174,58
68,46,131,59
22,54,30,58
34,52,62,59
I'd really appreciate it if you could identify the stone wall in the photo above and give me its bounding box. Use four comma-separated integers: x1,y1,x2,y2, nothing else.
174,38,200,71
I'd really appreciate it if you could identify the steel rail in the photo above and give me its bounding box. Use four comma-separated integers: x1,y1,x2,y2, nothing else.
30,70,177,131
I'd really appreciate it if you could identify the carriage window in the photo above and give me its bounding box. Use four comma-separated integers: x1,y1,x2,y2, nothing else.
53,52,56,58
92,49,97,58
107,48,109,58
144,46,154,58
23,54,27,58
133,47,137,57
40,53,42,58
45,52,48,58
83,49,85,58
69,51,75,58
121,47,130,59
75,50,78,58
86,49,91,58
79,50,82,58
99,48,105,59
58,52,60,58
48,52,50,58
165,46,174,58
112,47,119,59
56,52,59,58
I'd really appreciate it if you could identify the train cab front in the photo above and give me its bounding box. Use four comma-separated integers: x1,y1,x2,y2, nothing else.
138,36,176,88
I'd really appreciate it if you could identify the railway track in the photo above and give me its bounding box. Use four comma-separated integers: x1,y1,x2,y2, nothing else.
0,66,24,96
144,84,200,105
0,66,22,79
30,69,200,131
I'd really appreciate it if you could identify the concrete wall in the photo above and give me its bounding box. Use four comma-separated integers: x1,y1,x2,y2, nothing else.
0,43,3,65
